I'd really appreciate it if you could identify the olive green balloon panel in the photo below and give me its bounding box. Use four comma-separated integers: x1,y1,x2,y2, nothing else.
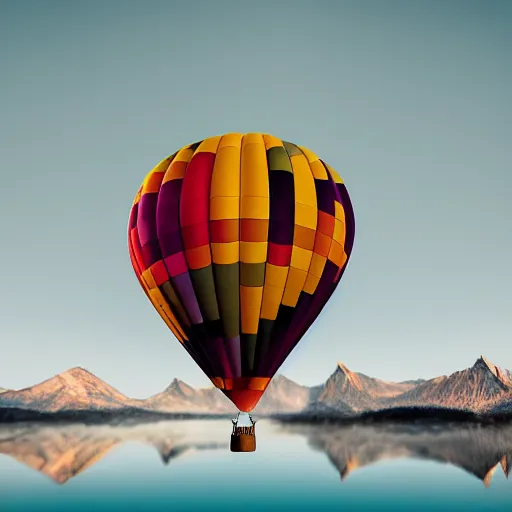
128,133,355,412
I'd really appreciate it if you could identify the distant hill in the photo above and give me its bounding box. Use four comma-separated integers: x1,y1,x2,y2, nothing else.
142,378,234,414
253,375,313,414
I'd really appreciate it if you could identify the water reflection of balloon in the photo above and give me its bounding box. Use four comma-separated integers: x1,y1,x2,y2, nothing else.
128,133,356,416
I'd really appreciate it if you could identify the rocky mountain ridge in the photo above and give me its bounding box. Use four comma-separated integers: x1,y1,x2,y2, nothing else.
384,356,512,412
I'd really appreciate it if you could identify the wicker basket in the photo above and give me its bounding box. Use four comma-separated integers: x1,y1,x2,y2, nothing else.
230,425,256,452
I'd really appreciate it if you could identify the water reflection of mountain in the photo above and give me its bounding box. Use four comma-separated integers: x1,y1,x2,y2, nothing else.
2,420,512,488
0,421,228,484
282,422,512,487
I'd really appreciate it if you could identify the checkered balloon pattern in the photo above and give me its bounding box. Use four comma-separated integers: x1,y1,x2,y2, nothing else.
128,133,355,412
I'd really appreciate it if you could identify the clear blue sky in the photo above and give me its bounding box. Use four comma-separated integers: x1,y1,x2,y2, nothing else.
1,0,510,397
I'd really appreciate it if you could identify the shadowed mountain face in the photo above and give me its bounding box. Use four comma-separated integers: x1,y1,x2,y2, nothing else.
253,375,313,414
1,356,511,416
492,400,512,414
281,422,512,487
143,379,234,414
0,421,228,484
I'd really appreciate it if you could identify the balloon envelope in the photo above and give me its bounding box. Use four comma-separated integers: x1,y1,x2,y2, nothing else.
128,133,355,412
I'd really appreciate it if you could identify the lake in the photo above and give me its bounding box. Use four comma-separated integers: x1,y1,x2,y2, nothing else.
0,418,511,511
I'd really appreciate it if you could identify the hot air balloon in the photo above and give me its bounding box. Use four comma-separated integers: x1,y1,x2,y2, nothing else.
128,133,355,447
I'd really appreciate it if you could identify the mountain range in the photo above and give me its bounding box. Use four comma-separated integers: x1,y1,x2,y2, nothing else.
1,355,511,417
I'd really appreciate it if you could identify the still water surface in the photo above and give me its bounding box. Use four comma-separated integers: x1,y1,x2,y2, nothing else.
0,419,510,511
